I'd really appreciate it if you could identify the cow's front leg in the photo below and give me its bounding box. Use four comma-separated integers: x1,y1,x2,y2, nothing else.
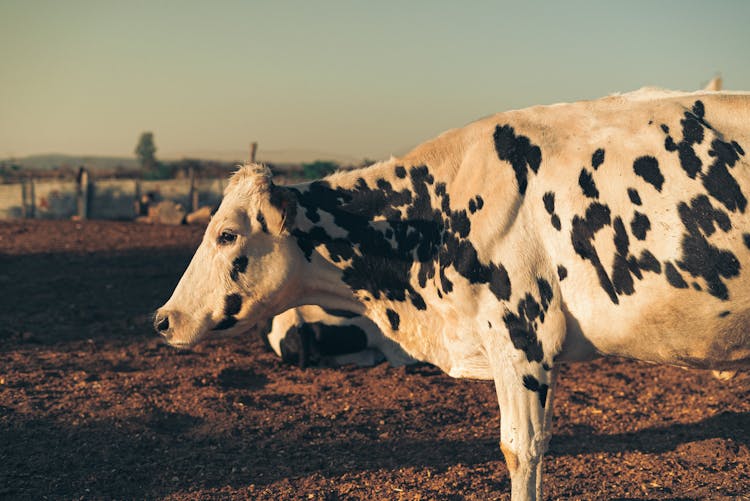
491,357,555,501
485,283,565,501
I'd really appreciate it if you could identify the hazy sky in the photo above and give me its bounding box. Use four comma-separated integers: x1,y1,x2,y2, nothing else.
1,0,749,161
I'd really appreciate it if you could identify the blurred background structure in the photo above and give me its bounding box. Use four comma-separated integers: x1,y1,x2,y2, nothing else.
1,0,749,220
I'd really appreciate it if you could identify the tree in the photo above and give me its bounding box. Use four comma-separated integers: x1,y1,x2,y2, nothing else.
135,132,157,174
302,160,339,180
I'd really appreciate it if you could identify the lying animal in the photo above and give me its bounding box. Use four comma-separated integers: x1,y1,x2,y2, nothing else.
264,305,416,368
155,87,750,500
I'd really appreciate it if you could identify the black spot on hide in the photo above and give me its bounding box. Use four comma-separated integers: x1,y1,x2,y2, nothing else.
503,279,554,363
633,156,664,192
692,100,705,119
230,256,248,282
630,212,651,240
537,278,553,310
522,374,549,408
467,195,485,215
592,148,605,170
386,308,400,331
678,195,731,237
675,195,738,300
571,202,617,303
321,308,361,318
660,100,746,213
571,200,662,303
543,192,561,231
611,217,635,296
314,323,369,355
664,262,689,289
256,211,269,234
661,102,707,179
703,138,747,213
493,124,542,195
579,168,599,198
213,316,237,331
637,250,661,274
557,265,568,281
212,294,242,331
224,294,242,316
269,185,298,230
627,188,642,206
543,192,555,214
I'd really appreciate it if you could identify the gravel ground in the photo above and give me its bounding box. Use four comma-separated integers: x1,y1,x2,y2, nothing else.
1,220,748,500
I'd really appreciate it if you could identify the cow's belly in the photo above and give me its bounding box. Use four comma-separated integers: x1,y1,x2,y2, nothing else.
563,277,750,370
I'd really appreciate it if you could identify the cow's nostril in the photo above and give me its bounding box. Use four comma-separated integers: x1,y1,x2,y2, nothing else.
155,314,170,332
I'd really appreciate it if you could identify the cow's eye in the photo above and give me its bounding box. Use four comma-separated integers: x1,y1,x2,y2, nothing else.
217,231,237,245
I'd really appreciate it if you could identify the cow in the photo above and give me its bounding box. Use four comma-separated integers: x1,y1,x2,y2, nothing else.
154,87,750,500
263,304,416,367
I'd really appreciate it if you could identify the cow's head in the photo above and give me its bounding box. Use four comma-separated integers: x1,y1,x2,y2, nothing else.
154,164,302,348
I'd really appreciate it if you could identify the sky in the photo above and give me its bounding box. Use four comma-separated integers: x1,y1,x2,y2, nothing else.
1,0,749,163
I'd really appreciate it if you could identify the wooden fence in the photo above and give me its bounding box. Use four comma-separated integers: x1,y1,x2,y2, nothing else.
0,169,226,221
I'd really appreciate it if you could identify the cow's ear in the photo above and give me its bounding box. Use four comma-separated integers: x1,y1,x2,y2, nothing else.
268,183,298,234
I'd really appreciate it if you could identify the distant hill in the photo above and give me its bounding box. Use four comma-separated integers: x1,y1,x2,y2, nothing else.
3,148,366,171
1,154,139,171
163,148,364,166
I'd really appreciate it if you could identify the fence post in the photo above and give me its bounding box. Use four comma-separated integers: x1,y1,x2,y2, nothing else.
22,178,35,218
134,179,142,217
76,167,90,220
189,167,198,212
250,142,258,163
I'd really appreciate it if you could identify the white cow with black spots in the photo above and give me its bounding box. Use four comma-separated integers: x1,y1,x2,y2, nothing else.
155,87,750,500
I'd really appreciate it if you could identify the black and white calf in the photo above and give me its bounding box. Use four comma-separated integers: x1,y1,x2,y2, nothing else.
264,305,415,368
155,87,750,500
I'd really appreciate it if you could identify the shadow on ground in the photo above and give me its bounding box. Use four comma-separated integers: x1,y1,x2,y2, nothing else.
2,404,747,499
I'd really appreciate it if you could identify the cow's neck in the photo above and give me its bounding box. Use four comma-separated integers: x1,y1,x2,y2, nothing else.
287,156,461,316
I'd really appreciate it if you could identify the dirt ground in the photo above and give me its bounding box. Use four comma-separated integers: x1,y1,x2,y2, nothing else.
1,219,749,500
